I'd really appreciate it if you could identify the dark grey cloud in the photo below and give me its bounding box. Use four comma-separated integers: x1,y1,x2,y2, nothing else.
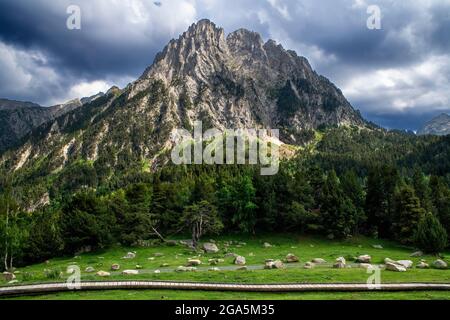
0,0,449,130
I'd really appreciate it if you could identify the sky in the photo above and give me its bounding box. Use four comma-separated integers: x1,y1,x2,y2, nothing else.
0,0,449,130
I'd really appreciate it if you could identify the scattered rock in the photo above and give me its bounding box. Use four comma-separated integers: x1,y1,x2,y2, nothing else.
304,262,315,269
285,254,299,263
187,259,202,266
265,259,285,269
234,256,246,265
96,271,111,277
336,257,346,264
312,258,326,264
176,266,197,272
410,251,423,257
385,262,406,272
203,242,219,254
372,245,383,249
165,240,178,246
263,242,272,248
122,270,139,275
123,252,136,259
154,270,161,274
359,263,373,269
148,257,155,261
85,267,95,273
356,255,372,263
333,262,346,269
3,272,16,281
111,264,120,271
433,259,448,269
384,258,396,264
416,261,429,269
160,263,170,267
396,260,413,269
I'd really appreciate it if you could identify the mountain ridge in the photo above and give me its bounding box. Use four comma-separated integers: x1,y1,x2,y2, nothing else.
418,113,450,136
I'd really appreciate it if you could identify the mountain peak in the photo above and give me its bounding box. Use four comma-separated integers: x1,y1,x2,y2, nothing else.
418,113,450,136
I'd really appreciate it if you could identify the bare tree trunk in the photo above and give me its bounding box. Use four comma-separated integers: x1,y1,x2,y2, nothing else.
151,226,165,242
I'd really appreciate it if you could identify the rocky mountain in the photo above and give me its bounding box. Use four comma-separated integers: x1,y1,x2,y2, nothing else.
0,98,80,153
1,20,368,205
418,113,450,136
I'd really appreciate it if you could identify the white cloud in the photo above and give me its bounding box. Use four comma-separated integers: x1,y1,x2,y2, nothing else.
342,55,450,114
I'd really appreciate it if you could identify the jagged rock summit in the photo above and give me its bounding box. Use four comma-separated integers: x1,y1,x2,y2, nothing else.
1,20,367,193
418,113,450,136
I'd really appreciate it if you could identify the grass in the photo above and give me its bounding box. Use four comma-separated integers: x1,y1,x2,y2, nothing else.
7,290,450,300
2,234,450,300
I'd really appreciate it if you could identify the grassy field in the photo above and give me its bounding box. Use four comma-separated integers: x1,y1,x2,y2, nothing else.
2,234,449,300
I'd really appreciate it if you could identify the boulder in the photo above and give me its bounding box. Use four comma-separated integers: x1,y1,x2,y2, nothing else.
333,262,346,269
416,261,429,269
336,257,346,264
433,259,448,269
111,264,120,271
384,258,396,264
285,254,299,263
385,262,406,272
410,251,423,257
123,252,136,259
234,256,246,265
122,270,139,275
187,259,202,266
203,243,219,254
263,242,272,248
356,255,372,263
96,271,111,277
304,262,315,269
359,263,373,269
396,260,413,269
85,267,95,273
312,258,327,264
3,272,16,281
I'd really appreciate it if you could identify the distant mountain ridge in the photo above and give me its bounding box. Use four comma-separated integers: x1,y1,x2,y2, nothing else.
0,92,109,154
418,113,450,136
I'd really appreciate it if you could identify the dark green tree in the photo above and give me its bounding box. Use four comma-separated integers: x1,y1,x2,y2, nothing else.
414,213,448,253
180,200,223,248
392,185,426,244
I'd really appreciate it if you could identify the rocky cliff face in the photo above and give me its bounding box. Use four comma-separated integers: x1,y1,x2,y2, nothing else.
418,113,450,136
1,19,367,184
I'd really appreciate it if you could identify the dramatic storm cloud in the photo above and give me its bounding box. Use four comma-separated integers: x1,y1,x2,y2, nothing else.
0,0,449,130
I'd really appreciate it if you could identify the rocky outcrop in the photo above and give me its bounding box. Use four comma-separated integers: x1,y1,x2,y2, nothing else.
418,113,450,136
